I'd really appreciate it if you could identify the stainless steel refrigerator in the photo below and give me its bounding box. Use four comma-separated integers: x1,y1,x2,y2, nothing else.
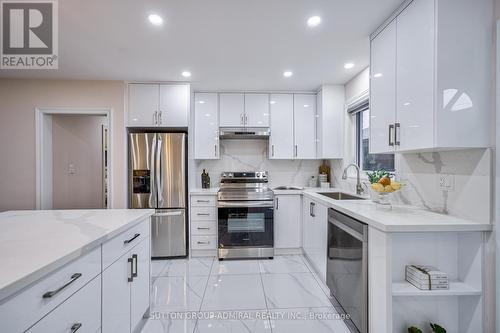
128,132,187,258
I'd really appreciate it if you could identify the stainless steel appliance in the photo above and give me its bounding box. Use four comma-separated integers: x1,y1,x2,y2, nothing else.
129,132,187,258
217,171,274,259
219,127,270,139
327,209,368,333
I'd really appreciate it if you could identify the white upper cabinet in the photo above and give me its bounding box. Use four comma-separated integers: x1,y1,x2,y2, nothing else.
219,93,245,127
244,93,270,127
269,94,294,159
316,85,345,159
294,94,316,159
194,93,219,159
128,84,159,127
370,20,397,154
128,83,189,127
370,0,492,153
159,84,190,127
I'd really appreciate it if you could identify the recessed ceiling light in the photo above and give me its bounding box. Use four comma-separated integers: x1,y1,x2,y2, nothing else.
344,63,355,69
283,71,293,78
307,16,321,27
148,14,163,26
373,73,383,78
181,71,191,78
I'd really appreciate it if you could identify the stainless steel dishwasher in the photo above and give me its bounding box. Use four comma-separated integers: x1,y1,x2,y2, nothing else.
327,209,368,333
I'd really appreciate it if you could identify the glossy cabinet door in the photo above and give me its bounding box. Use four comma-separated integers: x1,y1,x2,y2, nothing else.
293,94,317,159
244,93,269,127
219,93,245,127
396,0,435,151
311,203,328,282
274,195,301,249
159,84,189,127
370,20,397,154
302,197,313,260
194,93,219,159
128,84,159,127
316,86,345,159
130,237,150,332
102,252,132,333
269,94,294,159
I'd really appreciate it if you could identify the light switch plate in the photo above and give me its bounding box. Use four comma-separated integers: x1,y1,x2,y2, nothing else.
439,174,455,191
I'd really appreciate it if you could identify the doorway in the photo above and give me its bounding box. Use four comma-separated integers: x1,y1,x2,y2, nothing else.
35,108,112,210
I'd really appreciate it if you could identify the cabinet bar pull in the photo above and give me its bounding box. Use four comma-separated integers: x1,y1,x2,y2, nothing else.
132,254,138,278
153,111,158,125
388,124,395,147
295,145,298,157
197,200,210,203
275,197,279,210
245,114,248,125
310,202,316,217
395,123,401,146
197,241,209,245
124,233,140,244
128,257,134,282
214,145,217,157
42,273,82,298
158,111,162,125
240,114,244,125
197,213,210,216
271,145,275,157
70,323,82,332
197,227,211,230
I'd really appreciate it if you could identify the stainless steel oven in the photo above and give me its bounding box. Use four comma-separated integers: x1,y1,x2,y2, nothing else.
327,209,368,333
217,171,274,259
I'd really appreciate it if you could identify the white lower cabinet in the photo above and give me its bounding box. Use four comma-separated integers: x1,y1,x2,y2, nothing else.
190,195,217,256
302,197,327,282
274,195,301,249
102,236,150,333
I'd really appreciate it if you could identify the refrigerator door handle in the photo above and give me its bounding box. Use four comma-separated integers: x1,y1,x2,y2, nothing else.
156,135,164,206
149,135,157,208
154,211,182,217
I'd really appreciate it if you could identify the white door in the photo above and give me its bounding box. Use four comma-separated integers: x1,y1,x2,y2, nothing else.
244,93,269,127
219,93,245,127
302,197,313,259
159,84,189,127
274,195,301,249
102,252,132,333
130,237,150,332
396,0,435,151
194,93,219,159
370,20,397,154
293,94,316,159
269,94,294,159
128,84,159,127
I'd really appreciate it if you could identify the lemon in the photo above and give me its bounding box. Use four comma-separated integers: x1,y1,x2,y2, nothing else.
391,182,401,191
371,183,384,193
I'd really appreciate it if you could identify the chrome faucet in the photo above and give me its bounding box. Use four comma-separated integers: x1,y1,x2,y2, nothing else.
342,163,365,196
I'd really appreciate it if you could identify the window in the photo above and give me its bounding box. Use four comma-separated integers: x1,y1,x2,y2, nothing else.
356,108,394,172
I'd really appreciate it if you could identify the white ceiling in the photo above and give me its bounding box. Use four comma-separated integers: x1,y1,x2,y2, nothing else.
0,0,403,91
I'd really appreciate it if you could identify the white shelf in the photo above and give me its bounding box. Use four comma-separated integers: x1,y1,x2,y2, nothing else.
392,281,481,297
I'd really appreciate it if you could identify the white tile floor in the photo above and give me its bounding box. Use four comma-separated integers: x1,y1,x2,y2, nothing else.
142,255,352,333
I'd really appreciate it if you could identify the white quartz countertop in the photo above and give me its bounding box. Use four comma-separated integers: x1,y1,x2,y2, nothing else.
301,189,492,233
189,188,219,195
0,209,154,302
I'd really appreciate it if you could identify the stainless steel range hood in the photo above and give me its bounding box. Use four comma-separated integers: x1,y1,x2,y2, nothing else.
219,127,270,139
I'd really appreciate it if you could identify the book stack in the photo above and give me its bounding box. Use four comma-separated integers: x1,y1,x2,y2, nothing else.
405,265,449,290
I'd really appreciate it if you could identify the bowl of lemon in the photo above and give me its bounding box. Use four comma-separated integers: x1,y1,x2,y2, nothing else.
366,171,402,206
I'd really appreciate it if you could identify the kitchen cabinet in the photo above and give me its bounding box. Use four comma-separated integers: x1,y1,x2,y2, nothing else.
316,86,345,159
102,236,150,333
244,93,270,127
219,93,245,127
128,83,190,127
194,93,219,159
274,195,301,249
302,197,327,282
190,194,217,257
269,94,294,159
369,0,491,153
293,94,316,159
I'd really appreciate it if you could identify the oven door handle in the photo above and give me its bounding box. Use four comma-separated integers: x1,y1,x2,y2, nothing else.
218,201,274,208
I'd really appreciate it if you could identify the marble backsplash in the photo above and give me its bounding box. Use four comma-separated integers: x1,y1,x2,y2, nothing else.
331,148,493,223
194,140,322,188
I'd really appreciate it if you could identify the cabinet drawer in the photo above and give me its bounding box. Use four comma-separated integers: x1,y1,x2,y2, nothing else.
102,218,149,269
191,221,217,236
190,196,216,207
26,276,101,333
191,207,216,221
0,247,101,333
191,236,217,250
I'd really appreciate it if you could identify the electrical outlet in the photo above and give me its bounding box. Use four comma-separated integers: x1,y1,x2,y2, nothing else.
439,174,455,191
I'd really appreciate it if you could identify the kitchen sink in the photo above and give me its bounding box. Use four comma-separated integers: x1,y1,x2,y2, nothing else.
273,186,304,190
318,192,365,200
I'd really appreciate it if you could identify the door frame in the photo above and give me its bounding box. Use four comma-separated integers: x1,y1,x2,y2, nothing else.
35,107,113,209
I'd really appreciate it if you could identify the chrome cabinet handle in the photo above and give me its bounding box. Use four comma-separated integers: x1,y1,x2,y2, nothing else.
128,257,134,282
197,241,210,245
197,227,211,230
271,145,275,157
275,197,279,210
197,213,210,216
240,114,244,125
310,202,316,217
197,200,210,203
294,145,298,157
124,233,140,244
70,323,82,333
214,145,217,157
245,114,248,125
42,273,82,298
395,123,401,146
388,124,395,147
153,111,158,125
158,111,163,125
132,254,138,278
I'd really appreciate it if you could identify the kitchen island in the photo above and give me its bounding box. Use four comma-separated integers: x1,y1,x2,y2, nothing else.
0,209,154,333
